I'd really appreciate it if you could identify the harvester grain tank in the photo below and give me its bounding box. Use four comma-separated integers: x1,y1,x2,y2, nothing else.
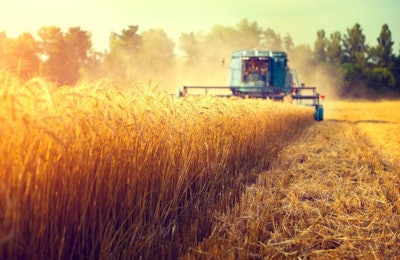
180,49,324,121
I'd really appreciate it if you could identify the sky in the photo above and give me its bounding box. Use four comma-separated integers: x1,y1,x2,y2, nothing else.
1,0,400,54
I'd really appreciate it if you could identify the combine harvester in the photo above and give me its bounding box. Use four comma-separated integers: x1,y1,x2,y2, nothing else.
179,49,324,121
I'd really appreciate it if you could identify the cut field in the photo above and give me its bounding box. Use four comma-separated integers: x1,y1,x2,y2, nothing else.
326,101,400,168
189,100,400,258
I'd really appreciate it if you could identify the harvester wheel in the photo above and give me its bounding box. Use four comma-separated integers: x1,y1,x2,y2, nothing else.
314,105,324,121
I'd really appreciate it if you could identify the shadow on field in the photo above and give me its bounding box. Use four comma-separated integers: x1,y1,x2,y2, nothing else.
326,119,400,124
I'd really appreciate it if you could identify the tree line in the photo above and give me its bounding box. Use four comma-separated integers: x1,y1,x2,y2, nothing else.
312,23,399,97
0,19,399,97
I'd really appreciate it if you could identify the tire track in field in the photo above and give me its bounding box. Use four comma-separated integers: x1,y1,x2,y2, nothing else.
187,121,400,259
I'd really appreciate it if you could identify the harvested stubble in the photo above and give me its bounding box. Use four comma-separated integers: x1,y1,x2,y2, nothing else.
189,101,400,259
325,100,400,170
0,76,314,259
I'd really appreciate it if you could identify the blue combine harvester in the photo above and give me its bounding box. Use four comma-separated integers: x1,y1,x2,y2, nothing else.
180,49,324,121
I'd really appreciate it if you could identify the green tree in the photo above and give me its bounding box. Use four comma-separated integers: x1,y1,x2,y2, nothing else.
289,44,314,83
179,19,263,68
103,25,143,84
326,31,343,65
12,33,40,79
38,26,92,85
38,26,67,84
283,33,294,53
323,31,345,95
138,28,175,76
393,53,400,89
179,32,203,65
340,23,369,96
63,27,93,84
314,30,327,63
377,24,394,68
343,23,368,65
0,32,40,79
119,25,142,54
204,24,237,63
366,24,396,90
263,28,282,50
203,19,262,64
366,67,395,90
107,25,142,65
340,62,365,95
236,19,262,48
369,24,394,68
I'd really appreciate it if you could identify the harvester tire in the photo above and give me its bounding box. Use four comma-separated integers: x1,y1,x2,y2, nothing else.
314,106,324,121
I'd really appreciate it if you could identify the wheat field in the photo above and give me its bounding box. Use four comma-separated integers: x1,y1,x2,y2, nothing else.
0,75,315,259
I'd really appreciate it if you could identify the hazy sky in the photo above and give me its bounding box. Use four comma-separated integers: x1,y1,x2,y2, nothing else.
2,0,400,53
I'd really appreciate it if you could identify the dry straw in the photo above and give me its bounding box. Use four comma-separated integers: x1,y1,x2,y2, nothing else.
189,101,400,259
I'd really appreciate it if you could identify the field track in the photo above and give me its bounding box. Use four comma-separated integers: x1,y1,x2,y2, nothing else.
188,101,400,258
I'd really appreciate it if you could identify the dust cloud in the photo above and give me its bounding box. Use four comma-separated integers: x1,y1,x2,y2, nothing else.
120,60,229,96
287,50,340,100
123,47,236,95
121,51,340,101
112,32,338,100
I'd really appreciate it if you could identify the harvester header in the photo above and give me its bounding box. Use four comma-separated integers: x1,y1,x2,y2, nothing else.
180,49,324,121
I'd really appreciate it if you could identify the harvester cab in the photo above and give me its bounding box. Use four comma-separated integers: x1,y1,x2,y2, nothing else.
180,49,324,121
